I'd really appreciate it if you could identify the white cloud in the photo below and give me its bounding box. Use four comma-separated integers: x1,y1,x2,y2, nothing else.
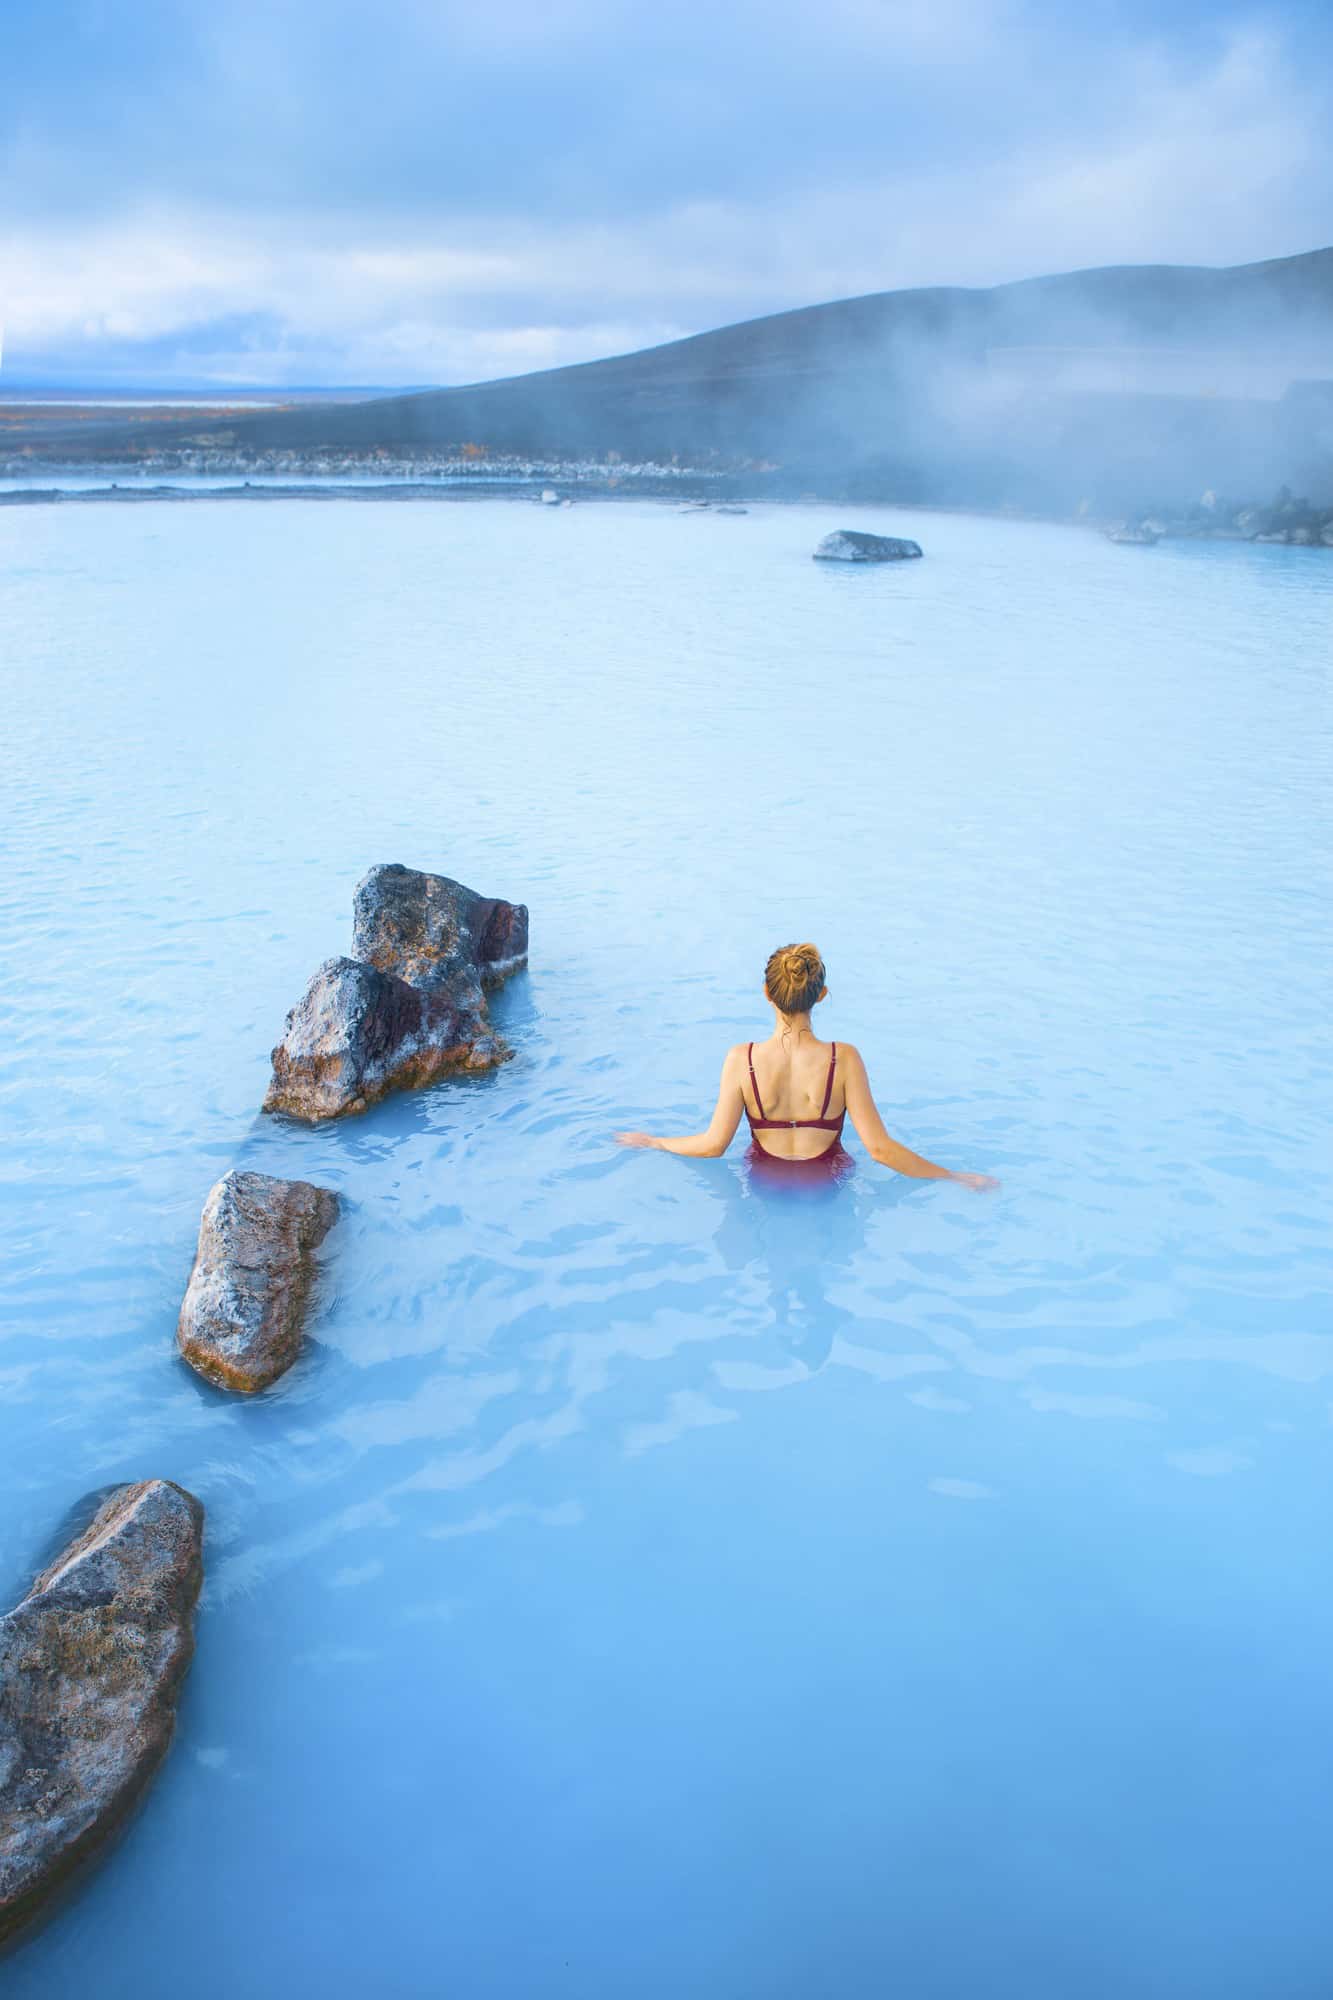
995,30,1328,271
2,25,1327,385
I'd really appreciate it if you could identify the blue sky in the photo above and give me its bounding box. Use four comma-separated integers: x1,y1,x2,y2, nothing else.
4,0,1332,386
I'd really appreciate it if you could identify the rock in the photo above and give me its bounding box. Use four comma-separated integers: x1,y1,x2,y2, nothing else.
0,1481,204,1948
264,954,506,1122
1320,524,1333,547
264,867,527,1122
1290,526,1315,546
714,505,748,515
813,530,923,563
1106,523,1159,546
353,864,528,995
1236,508,1271,539
177,1171,339,1392
539,489,559,505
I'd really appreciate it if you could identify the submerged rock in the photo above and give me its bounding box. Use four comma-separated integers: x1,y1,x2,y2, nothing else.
177,1170,339,1392
0,1480,204,1948
813,530,923,562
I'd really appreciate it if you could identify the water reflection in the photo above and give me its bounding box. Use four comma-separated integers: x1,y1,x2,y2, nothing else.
710,1156,883,1373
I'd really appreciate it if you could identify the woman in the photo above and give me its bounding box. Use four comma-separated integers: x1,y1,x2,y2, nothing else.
616,942,997,1189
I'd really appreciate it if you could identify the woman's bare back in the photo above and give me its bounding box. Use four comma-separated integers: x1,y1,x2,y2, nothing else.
741,1032,848,1160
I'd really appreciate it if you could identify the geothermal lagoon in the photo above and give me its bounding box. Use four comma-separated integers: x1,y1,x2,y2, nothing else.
2,496,1331,1995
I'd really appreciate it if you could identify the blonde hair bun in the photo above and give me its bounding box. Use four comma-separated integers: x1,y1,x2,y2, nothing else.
764,941,827,1015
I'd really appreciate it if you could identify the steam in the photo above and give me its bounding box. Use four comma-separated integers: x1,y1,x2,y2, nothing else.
189,250,1331,513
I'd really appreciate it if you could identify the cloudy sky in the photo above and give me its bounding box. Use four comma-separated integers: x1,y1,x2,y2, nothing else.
4,0,1332,387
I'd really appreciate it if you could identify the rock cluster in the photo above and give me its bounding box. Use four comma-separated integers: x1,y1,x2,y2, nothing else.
6,860,530,1944
3,446,730,488
265,865,528,1121
0,1481,204,1948
813,529,923,562
177,1170,339,1393
1115,486,1333,547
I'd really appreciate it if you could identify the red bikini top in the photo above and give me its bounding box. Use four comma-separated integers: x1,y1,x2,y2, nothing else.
744,1042,845,1132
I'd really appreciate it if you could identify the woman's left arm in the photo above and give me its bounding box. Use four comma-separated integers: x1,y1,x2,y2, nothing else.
616,1048,746,1157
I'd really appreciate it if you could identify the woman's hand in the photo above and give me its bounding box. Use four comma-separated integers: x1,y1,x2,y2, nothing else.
615,1053,746,1161
950,1171,1000,1192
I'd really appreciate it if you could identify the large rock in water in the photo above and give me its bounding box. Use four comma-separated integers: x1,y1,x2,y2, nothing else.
264,954,505,1121
264,866,528,1122
0,1481,204,1948
813,530,923,562
352,864,528,996
177,1170,339,1392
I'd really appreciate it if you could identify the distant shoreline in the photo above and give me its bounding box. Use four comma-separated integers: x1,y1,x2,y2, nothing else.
1,476,709,506
2,475,1331,549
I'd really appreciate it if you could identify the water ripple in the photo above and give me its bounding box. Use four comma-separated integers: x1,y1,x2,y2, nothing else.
2,500,1331,1997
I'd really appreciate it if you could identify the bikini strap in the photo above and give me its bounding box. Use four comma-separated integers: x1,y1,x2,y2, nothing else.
747,1042,767,1120
820,1042,837,1117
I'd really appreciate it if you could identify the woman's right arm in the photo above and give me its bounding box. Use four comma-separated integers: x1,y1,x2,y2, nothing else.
842,1045,998,1189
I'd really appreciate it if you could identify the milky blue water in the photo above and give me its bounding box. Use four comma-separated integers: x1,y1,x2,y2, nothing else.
2,499,1331,1998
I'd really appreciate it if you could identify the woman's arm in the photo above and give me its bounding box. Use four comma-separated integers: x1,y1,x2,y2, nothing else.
616,1048,746,1158
842,1045,998,1189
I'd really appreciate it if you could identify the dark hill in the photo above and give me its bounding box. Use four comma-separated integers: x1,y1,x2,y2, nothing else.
27,248,1333,508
